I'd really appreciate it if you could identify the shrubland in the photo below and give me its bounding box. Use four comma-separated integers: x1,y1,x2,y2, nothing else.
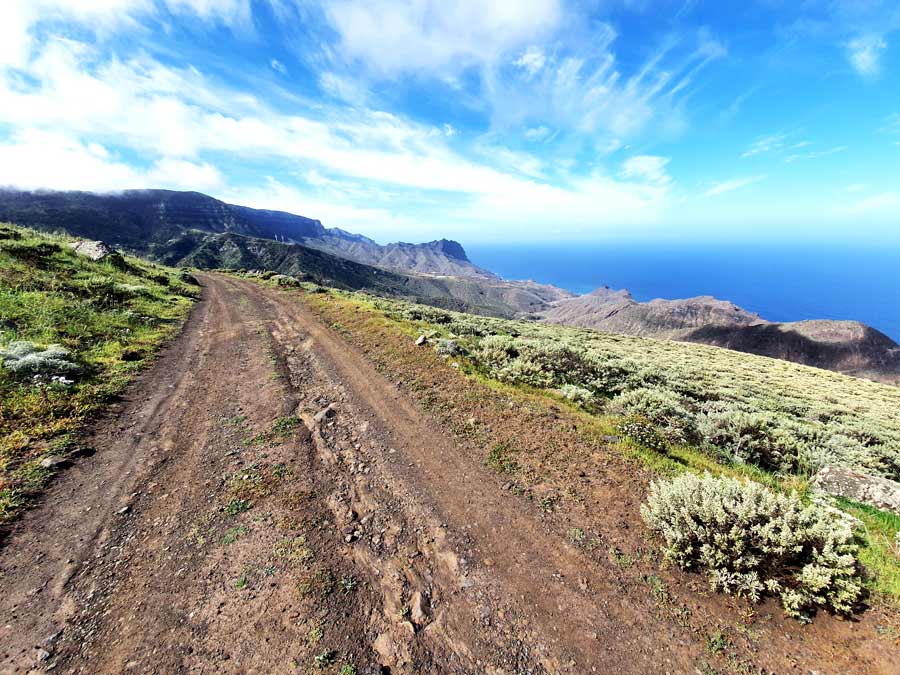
369,298,900,482
0,224,197,523
262,282,899,616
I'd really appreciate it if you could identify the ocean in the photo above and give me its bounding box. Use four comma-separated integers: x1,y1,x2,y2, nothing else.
465,243,900,342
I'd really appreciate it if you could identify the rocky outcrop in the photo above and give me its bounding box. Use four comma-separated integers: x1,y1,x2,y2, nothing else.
812,465,900,514
540,288,762,337
309,234,493,278
67,239,128,269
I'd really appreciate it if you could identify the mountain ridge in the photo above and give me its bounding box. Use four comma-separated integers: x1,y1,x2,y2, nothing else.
0,187,896,383
0,188,492,279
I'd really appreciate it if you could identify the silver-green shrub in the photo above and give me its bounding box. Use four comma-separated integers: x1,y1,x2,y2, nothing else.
695,402,805,474
619,414,669,452
610,387,696,444
642,472,862,620
559,384,596,407
435,338,462,357
0,341,80,378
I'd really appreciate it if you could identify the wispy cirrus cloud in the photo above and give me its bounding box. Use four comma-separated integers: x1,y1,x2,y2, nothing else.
785,145,848,162
704,176,765,198
741,133,788,158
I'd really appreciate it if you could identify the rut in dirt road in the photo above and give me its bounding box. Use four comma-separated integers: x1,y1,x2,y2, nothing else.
2,273,897,675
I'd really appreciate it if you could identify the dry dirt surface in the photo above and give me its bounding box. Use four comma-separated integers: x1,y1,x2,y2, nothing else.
1,273,898,675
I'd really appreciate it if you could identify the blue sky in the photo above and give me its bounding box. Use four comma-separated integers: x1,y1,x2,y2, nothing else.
0,0,898,244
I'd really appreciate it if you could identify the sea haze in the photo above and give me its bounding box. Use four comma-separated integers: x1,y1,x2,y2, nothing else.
466,243,900,342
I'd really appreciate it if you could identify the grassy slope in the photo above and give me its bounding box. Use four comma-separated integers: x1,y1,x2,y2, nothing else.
264,279,899,606
0,224,197,524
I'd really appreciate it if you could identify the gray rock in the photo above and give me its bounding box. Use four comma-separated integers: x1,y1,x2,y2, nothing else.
313,404,337,423
68,239,128,269
415,334,427,346
68,240,115,261
39,455,67,469
812,465,900,514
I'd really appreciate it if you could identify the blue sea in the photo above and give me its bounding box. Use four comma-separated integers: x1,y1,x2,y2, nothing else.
466,243,900,342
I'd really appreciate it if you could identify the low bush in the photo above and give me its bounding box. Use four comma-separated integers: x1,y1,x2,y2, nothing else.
642,472,863,620
618,414,669,453
695,403,804,474
559,383,596,407
435,338,462,357
271,274,301,287
0,341,80,379
610,387,696,444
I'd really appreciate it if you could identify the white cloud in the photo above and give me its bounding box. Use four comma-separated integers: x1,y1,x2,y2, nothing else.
485,26,726,142
0,34,672,238
164,0,252,24
513,46,547,77
785,145,848,162
621,155,671,186
319,71,368,106
0,128,222,192
524,125,551,141
270,58,287,74
846,34,887,77
325,0,561,76
741,133,787,158
149,157,224,190
842,191,900,217
704,176,765,197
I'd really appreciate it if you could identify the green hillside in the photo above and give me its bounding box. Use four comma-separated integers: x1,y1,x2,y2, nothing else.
371,296,900,482
0,224,197,524
280,280,900,605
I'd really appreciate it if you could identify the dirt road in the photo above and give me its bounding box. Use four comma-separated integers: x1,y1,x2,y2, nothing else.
1,274,897,674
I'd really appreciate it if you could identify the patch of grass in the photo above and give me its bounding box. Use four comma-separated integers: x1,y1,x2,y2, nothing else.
307,623,323,646
486,441,519,474
222,525,249,544
227,464,268,500
539,493,558,512
0,224,195,525
227,414,247,427
271,415,299,437
568,527,585,544
234,575,248,590
225,497,252,517
706,629,729,656
836,498,900,602
610,546,634,568
339,666,357,675
340,574,358,593
274,535,313,565
314,650,335,668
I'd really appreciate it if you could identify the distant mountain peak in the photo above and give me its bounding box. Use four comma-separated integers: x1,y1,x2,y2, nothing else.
425,239,469,262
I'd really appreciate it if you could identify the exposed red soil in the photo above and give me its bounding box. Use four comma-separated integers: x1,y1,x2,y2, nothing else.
1,273,897,675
